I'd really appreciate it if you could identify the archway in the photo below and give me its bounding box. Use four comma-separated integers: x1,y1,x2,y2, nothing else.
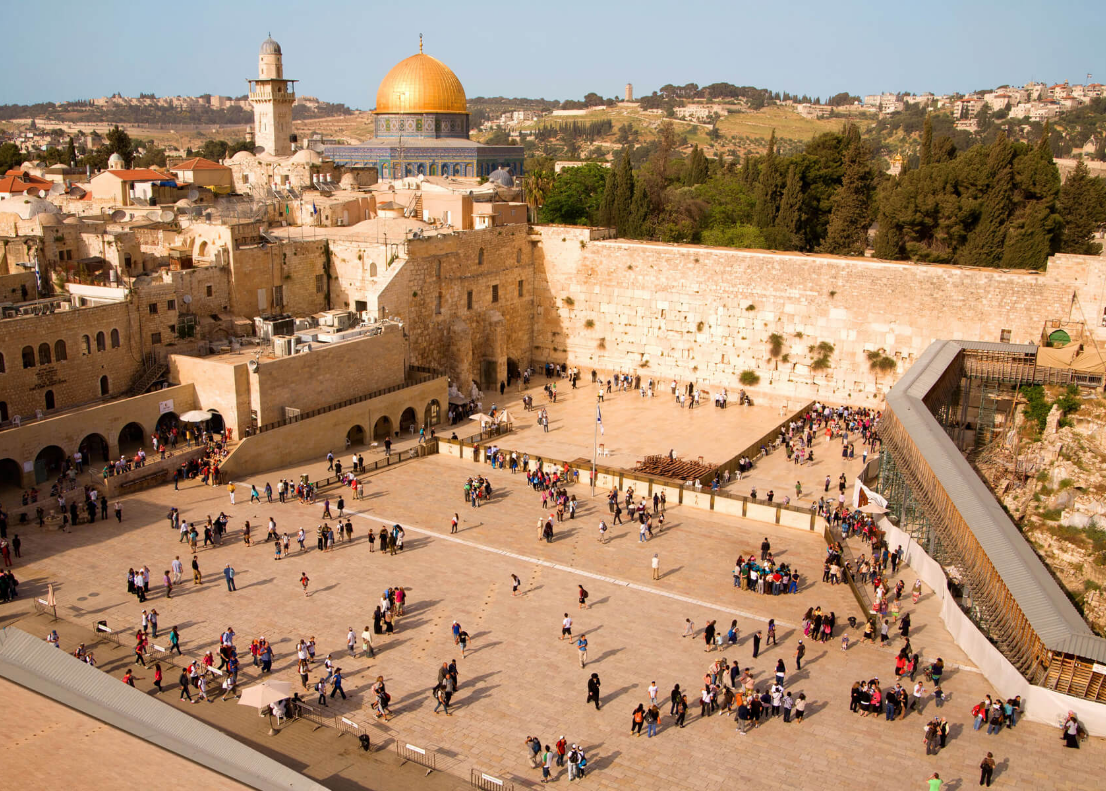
118,421,146,457
347,425,366,446
78,433,109,464
372,415,393,441
207,409,225,434
0,457,22,498
34,445,66,484
424,399,441,427
507,357,519,385
44,390,55,411
400,407,418,435
156,411,179,436
100,375,110,396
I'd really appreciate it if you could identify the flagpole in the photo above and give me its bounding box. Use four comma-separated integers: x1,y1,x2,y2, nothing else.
591,398,598,498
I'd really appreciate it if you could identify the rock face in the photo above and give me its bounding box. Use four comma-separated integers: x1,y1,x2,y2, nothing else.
975,393,1106,634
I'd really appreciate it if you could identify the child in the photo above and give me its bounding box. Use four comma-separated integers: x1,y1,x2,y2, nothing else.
300,572,310,597
841,633,849,653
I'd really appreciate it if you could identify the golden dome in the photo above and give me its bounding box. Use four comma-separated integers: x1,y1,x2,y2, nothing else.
375,52,468,114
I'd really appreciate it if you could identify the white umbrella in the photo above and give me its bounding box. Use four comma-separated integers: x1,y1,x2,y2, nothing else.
495,410,516,425
469,413,495,427
180,409,213,423
237,680,293,709
858,503,889,515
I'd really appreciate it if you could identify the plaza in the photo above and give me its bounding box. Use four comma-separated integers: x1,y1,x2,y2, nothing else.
2,382,1102,790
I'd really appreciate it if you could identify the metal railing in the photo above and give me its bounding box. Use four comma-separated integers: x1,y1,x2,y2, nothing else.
471,769,514,791
396,740,437,771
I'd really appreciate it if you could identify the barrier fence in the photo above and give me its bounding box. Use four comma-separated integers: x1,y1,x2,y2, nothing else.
471,769,513,791
397,740,437,771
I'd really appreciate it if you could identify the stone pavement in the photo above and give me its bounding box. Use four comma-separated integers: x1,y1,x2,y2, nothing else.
1,437,1102,790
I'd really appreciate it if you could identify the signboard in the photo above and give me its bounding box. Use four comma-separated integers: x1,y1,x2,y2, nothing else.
158,399,174,414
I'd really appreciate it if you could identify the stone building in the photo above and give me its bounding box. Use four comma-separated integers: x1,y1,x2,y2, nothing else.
248,37,296,157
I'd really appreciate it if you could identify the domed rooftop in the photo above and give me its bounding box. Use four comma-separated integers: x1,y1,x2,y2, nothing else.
260,36,281,55
375,48,467,114
108,152,125,169
290,148,322,164
0,196,61,220
488,167,514,187
230,149,256,162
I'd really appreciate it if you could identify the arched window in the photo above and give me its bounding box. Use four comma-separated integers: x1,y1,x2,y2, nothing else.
81,335,91,355
369,262,378,277
516,249,522,264
54,340,67,362
100,375,109,396
22,346,35,369
37,343,51,365
45,389,55,410
0,351,5,373
110,328,120,348
478,248,485,266
96,331,106,352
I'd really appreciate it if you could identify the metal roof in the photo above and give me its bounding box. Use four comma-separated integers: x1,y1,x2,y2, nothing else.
0,627,331,791
886,340,1106,662
955,340,1038,355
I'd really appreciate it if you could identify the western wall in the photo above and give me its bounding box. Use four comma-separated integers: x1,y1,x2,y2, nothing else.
531,225,1106,401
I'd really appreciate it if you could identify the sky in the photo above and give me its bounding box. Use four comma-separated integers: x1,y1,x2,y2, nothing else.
4,0,1106,108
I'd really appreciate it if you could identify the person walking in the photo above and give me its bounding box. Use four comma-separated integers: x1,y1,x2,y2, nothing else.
301,572,310,597
361,625,375,658
651,553,660,580
178,668,193,702
645,704,660,737
191,557,201,585
223,564,236,592
752,630,762,659
451,513,459,534
512,574,521,596
631,704,645,736
586,673,601,709
794,639,805,670
979,752,995,787
329,667,347,699
576,634,588,667
228,481,236,505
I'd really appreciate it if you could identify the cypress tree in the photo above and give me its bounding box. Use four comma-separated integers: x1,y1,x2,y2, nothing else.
740,153,757,188
773,164,802,249
1002,201,1060,270
597,166,618,229
1058,159,1106,255
958,132,1014,268
920,114,933,167
821,140,874,256
686,145,709,186
627,180,650,239
613,147,635,235
753,132,781,229
66,136,76,166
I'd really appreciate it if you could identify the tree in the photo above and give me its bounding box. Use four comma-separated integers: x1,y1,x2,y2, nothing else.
524,169,555,221
753,130,781,228
613,148,634,235
105,125,133,167
684,144,708,186
820,138,873,255
920,113,933,167
65,136,76,166
627,180,650,238
538,163,608,225
957,132,1014,268
0,142,25,173
772,164,802,249
484,128,512,145
597,166,617,228
1058,159,1106,254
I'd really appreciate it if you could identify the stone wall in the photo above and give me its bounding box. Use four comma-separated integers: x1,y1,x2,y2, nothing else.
533,228,1106,401
227,239,328,318
0,300,145,420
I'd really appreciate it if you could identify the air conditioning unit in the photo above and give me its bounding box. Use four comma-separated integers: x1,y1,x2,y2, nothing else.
273,335,297,357
336,218,346,226
359,310,376,325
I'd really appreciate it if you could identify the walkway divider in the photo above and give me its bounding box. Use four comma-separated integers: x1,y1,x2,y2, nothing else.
397,740,437,772
470,768,513,791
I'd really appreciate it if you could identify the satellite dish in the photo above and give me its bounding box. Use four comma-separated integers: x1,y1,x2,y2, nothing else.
247,359,259,373
110,209,126,222
182,294,192,304
146,211,160,221
160,210,174,222
49,182,65,195
188,189,200,201
68,185,86,198
36,189,46,198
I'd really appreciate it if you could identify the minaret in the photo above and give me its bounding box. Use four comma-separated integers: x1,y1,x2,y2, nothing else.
248,35,296,156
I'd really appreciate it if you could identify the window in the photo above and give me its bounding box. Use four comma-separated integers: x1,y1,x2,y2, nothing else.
148,303,159,314
315,273,325,293
22,345,34,368
100,376,109,396
273,285,284,307
167,299,176,311
81,335,91,355
0,352,4,373
478,248,485,266
37,342,51,365
177,315,196,338
96,331,106,352
466,290,473,310
435,293,442,315
436,260,442,278
45,390,55,410
516,249,522,264
1000,329,1012,343
0,401,6,422
54,340,67,361
151,332,162,345
110,328,120,348
206,285,213,298
518,279,524,297
491,284,499,303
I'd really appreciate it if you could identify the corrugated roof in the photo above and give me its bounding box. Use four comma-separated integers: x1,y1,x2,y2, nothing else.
887,340,1106,662
0,627,331,791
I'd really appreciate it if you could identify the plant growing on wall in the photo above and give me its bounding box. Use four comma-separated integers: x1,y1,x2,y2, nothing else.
768,333,785,359
868,349,897,383
745,304,756,311
563,296,575,306
597,337,606,349
584,319,595,329
740,369,761,386
696,321,705,332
